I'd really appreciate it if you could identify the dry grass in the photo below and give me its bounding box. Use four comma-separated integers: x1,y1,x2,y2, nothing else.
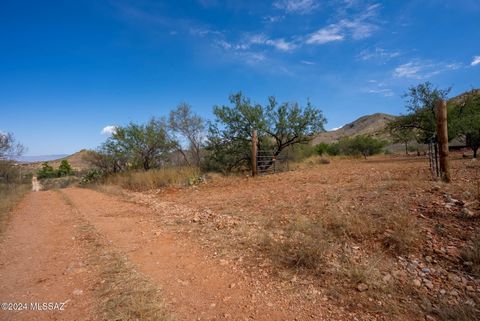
106,167,201,191
461,237,480,278
39,176,80,190
59,191,172,321
0,183,30,236
431,302,480,321
261,217,332,273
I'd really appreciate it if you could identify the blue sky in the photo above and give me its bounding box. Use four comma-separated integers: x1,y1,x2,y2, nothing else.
0,0,479,155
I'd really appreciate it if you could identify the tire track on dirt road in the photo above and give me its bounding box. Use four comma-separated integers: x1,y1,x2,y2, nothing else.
0,191,95,321
61,187,331,321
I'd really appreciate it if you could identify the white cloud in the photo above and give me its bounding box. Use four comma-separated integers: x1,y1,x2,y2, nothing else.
265,38,297,51
301,60,315,65
367,88,394,97
363,80,394,97
218,33,297,54
263,15,284,23
306,3,380,45
329,126,342,131
393,62,422,78
471,56,480,66
101,125,117,135
393,60,462,79
274,0,319,14
358,47,401,61
306,25,344,44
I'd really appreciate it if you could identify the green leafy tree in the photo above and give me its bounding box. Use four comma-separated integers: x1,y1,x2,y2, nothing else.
206,93,326,172
450,90,480,158
389,82,451,143
388,126,417,155
338,135,386,159
58,160,74,176
101,118,174,171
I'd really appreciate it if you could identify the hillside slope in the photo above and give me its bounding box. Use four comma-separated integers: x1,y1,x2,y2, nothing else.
313,113,397,144
20,150,91,172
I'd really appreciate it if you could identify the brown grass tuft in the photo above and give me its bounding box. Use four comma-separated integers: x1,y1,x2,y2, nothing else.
0,183,30,236
461,237,480,278
106,166,201,191
261,217,332,273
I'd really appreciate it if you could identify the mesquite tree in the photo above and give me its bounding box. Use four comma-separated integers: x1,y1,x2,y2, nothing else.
205,93,326,173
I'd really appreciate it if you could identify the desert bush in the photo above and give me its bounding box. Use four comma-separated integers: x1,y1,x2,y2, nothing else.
80,169,105,185
381,211,419,255
315,143,329,156
285,144,316,162
261,217,332,273
37,161,75,179
58,160,74,176
461,237,480,278
106,166,202,191
0,183,30,235
337,135,387,159
0,161,22,184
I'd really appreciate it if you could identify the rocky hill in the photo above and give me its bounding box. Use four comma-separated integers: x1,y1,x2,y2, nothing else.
20,149,92,172
313,113,397,144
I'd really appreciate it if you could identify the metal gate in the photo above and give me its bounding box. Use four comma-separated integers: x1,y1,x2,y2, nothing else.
256,150,289,175
427,138,440,178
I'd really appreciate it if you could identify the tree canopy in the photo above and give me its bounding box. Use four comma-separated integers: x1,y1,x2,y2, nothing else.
205,93,326,172
389,82,451,143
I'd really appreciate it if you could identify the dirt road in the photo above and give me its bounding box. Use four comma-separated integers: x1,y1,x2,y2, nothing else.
0,187,338,321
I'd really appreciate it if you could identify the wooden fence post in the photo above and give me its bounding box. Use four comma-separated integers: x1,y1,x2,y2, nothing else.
436,100,451,183
252,130,257,177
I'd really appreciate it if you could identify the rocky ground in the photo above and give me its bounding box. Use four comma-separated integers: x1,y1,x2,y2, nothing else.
133,155,480,320
1,155,479,320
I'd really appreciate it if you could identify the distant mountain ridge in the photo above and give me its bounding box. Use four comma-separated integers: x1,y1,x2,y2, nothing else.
14,154,69,163
313,113,397,144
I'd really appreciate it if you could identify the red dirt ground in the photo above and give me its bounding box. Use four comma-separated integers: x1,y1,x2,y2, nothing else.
1,156,479,320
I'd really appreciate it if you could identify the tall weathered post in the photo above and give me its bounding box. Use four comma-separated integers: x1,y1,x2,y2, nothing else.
252,130,258,177
435,100,451,182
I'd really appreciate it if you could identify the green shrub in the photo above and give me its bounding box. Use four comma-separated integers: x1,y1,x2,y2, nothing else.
37,162,56,179
58,160,73,176
338,135,386,159
37,160,75,179
315,143,329,156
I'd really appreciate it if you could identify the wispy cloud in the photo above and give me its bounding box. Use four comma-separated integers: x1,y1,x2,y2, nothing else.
218,33,297,53
363,80,394,97
367,88,394,97
358,47,401,61
306,25,344,44
471,56,480,66
393,60,462,79
274,0,319,14
262,15,285,23
101,125,117,135
301,60,315,65
306,3,380,45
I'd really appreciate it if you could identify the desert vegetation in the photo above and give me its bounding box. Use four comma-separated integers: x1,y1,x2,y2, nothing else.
0,132,29,234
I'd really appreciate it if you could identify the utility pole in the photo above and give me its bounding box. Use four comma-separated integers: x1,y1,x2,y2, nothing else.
252,130,257,177
436,100,451,183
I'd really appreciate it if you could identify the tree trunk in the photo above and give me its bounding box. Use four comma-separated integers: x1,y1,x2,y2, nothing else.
405,142,408,155
474,147,478,159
